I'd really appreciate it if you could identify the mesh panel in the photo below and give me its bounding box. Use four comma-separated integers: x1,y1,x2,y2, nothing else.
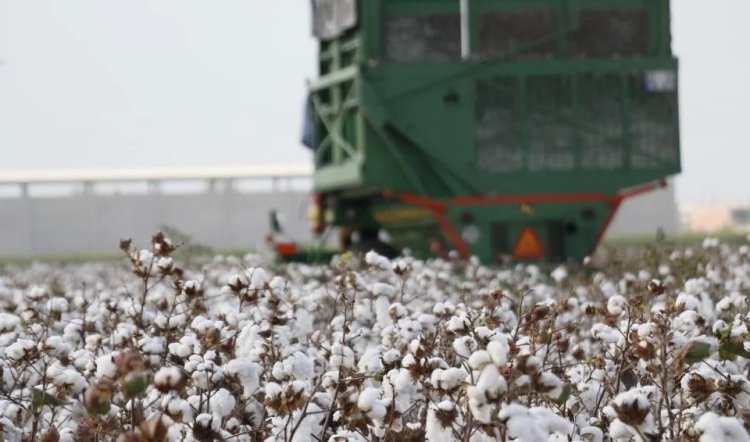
475,73,676,173
384,13,461,63
479,10,557,60
630,88,679,169
476,78,524,172
580,75,625,170
312,0,358,41
527,77,575,172
571,9,649,58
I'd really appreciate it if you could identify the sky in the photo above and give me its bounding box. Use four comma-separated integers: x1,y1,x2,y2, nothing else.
0,1,748,205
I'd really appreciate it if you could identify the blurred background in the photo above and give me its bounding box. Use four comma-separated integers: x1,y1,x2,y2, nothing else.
0,1,748,258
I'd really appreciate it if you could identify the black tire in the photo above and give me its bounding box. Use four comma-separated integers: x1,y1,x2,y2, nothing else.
351,238,400,259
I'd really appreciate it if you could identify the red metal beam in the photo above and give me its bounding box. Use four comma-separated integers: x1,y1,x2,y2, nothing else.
592,197,624,255
452,192,609,206
431,209,471,260
386,179,667,259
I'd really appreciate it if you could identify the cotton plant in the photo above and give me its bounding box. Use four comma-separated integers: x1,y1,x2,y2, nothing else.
4,234,750,440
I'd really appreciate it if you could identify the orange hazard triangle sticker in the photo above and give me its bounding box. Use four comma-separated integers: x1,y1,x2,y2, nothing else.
512,227,545,260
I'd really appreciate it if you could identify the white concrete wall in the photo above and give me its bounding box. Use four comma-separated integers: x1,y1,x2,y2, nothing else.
606,182,680,237
0,191,312,257
0,183,679,257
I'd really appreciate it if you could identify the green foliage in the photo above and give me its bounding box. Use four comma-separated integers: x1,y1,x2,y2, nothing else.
31,389,66,412
685,342,712,364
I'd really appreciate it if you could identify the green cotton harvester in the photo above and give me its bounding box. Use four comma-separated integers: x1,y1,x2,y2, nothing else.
301,0,680,263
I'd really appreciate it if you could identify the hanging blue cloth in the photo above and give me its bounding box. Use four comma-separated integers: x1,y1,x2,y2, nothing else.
301,97,315,150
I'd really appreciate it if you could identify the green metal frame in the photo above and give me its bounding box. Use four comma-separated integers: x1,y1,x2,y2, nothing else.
307,0,680,262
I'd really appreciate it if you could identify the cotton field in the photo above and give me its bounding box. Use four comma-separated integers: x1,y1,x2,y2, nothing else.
0,233,750,442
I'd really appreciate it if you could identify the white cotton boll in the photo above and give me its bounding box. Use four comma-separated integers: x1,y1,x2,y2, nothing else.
194,413,220,434
372,283,396,297
155,257,173,272
433,302,456,316
408,339,422,356
0,313,20,333
382,349,401,365
600,281,619,299
469,350,492,370
287,352,315,381
365,251,391,269
506,415,548,442
169,336,200,358
475,364,506,400
515,374,531,388
96,354,117,379
579,426,604,442
426,401,458,442
418,313,439,334
658,264,672,276
138,249,154,264
289,380,307,396
439,367,468,390
609,419,636,441
47,297,69,313
26,285,49,302
702,237,720,249
402,354,417,372
265,383,282,402
235,323,262,359
358,347,383,374
154,366,185,391
5,339,34,361
329,431,369,442
289,403,323,442
430,368,444,388
637,323,656,340
498,404,572,442
389,303,408,320
732,321,749,337
538,372,563,399
391,369,419,405
696,412,750,442
48,365,88,393
268,276,286,293
529,407,574,436
676,293,701,311
357,388,386,420
192,370,210,390
139,336,166,354
162,395,193,422
447,315,468,331
329,344,355,369
452,336,477,359
591,324,623,344
224,358,261,398
486,340,509,366
209,388,236,418
69,349,93,371
607,295,627,316
467,394,493,424
271,361,288,381
154,313,187,330
716,296,734,312
44,336,72,356
246,267,270,289
551,266,568,283
611,390,653,435
374,296,392,328
62,321,83,343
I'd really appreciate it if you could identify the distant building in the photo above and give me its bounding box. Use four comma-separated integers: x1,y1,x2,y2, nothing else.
681,204,750,233
606,180,680,238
